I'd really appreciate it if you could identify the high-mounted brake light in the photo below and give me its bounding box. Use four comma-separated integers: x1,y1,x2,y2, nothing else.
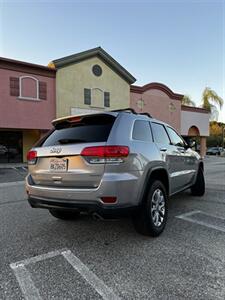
81,146,129,164
68,116,82,123
27,150,37,165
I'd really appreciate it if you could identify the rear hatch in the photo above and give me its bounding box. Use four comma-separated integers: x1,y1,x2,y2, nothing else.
28,113,116,188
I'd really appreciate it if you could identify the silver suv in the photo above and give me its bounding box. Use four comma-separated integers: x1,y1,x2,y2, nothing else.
26,109,205,236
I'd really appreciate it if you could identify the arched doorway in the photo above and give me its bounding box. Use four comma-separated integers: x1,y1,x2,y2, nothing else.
188,126,200,137
187,125,206,157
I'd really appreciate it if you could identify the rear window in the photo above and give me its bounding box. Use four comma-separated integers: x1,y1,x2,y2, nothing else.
41,114,115,147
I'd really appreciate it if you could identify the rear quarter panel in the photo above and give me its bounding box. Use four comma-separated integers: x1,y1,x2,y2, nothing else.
106,114,170,205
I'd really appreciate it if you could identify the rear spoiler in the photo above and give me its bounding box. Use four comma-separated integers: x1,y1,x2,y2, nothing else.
52,112,118,128
52,115,83,127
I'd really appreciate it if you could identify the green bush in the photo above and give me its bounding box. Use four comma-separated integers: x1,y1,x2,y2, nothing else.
207,135,224,147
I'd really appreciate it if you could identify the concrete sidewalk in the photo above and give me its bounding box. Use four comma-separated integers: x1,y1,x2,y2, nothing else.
0,163,27,169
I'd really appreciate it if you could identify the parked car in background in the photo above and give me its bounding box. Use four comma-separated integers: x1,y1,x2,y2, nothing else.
26,109,205,237
206,147,224,156
0,145,8,155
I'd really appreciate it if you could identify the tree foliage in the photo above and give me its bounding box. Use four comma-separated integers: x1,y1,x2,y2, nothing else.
182,95,196,106
201,87,223,121
207,121,225,147
210,121,222,136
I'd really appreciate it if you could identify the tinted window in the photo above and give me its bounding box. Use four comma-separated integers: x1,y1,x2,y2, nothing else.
42,115,115,146
151,122,170,144
166,127,185,147
132,120,152,141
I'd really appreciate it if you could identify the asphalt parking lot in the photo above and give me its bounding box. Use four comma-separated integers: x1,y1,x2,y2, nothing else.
0,156,225,299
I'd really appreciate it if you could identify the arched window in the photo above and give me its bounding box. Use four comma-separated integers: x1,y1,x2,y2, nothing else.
19,76,39,100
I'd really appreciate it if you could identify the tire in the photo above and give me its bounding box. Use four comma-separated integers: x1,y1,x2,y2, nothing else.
191,167,205,196
49,209,80,220
132,180,168,237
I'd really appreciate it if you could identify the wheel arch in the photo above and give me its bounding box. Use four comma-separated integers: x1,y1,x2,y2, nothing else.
139,167,170,205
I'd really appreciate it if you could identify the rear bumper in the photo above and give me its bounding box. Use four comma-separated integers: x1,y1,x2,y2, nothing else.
28,196,137,217
26,171,142,214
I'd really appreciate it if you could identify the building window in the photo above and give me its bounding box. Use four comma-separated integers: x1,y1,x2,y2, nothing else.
84,88,91,105
104,92,110,107
92,65,102,77
9,76,47,101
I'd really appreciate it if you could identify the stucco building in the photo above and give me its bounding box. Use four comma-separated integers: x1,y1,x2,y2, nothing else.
130,83,210,157
0,47,210,162
0,57,56,162
51,47,136,117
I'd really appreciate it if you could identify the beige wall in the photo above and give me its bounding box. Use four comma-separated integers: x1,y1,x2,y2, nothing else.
23,129,41,162
181,110,210,137
56,57,130,117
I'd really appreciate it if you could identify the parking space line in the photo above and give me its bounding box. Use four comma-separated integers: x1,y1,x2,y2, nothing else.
10,249,64,269
10,264,42,300
10,249,120,300
176,210,225,233
62,250,120,300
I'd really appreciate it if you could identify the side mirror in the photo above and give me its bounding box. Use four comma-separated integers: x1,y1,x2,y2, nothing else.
185,140,196,149
182,136,196,149
186,140,196,149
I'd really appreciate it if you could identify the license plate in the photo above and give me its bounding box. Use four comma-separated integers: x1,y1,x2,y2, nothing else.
50,158,67,172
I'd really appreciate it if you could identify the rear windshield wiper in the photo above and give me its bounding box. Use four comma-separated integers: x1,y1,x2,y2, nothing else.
58,139,87,144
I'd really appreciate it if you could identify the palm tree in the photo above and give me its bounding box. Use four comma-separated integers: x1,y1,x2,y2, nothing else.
182,95,196,107
201,87,223,115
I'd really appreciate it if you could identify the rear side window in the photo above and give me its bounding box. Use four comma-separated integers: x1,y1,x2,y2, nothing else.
151,122,170,144
132,120,152,141
41,115,115,146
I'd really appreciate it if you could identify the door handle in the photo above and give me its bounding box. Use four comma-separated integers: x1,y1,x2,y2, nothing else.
160,148,167,152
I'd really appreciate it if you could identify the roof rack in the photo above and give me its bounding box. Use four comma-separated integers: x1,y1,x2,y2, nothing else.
111,108,152,118
139,112,152,118
111,108,137,114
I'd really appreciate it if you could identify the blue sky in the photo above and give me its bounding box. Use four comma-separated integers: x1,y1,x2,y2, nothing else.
1,0,224,121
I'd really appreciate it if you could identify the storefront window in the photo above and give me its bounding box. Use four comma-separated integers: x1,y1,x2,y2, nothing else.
0,131,23,163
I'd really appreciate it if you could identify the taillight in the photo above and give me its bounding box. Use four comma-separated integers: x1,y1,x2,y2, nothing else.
27,150,37,165
81,146,129,164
